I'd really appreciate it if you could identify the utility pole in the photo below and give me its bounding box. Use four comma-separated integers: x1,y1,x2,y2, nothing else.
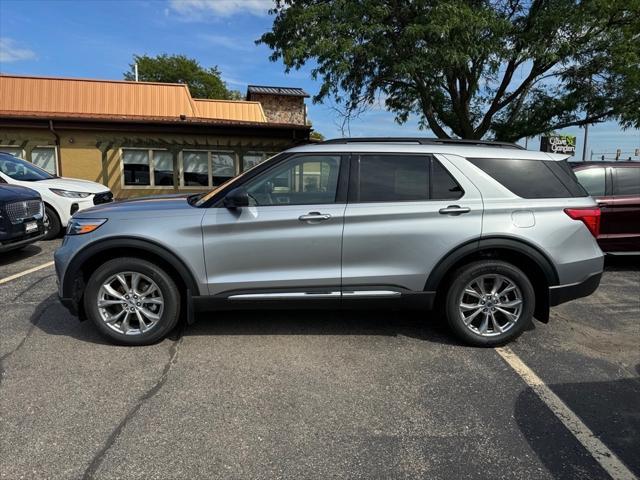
582,122,589,162
134,63,139,82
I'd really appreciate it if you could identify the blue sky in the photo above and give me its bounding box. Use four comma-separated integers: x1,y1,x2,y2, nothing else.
0,0,637,159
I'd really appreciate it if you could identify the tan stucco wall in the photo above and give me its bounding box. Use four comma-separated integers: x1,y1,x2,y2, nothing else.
0,126,297,199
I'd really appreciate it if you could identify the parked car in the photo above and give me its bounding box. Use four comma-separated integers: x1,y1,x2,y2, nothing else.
0,183,46,253
571,161,640,254
54,138,604,347
0,152,113,240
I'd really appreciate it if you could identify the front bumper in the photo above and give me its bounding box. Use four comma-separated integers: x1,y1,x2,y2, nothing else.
548,271,603,306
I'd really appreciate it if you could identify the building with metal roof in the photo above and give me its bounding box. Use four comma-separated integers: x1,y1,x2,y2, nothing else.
0,75,310,198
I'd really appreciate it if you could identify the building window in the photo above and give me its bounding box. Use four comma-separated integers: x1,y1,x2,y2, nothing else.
181,150,239,188
0,146,25,158
122,149,174,187
31,147,58,175
242,151,270,171
182,151,209,187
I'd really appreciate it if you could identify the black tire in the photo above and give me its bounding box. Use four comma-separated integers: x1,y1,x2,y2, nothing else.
84,257,181,346
43,205,61,240
444,260,535,347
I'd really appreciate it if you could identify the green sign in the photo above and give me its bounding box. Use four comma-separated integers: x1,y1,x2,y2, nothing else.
540,135,576,155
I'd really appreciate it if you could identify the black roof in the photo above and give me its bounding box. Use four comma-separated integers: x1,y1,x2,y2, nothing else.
320,137,524,150
247,85,310,98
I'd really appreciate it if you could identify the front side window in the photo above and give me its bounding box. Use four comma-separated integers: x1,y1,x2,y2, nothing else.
574,167,606,197
245,155,341,206
0,153,54,181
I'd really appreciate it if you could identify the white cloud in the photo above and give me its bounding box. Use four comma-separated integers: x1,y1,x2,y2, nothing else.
0,38,36,63
168,0,272,19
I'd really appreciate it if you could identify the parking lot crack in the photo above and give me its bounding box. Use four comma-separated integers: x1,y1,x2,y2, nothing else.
82,336,184,479
0,301,53,387
12,273,55,301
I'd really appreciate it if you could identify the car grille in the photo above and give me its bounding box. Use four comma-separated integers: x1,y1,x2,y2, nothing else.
4,200,43,224
93,191,114,205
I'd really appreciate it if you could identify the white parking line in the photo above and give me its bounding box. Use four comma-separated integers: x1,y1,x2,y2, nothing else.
495,346,637,480
0,261,55,286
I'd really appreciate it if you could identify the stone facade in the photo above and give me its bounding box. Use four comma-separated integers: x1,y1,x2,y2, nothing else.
250,94,306,125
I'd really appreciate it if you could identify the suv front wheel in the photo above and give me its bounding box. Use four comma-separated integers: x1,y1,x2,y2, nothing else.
445,260,535,347
84,257,180,345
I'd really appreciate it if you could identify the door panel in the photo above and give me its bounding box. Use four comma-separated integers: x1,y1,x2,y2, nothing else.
341,154,483,291
202,204,346,295
201,153,347,295
600,166,640,252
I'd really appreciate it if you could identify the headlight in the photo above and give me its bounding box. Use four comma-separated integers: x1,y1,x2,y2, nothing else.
66,218,107,235
50,188,91,198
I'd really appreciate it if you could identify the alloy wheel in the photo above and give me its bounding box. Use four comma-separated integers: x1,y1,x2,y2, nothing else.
96,271,164,335
457,274,523,337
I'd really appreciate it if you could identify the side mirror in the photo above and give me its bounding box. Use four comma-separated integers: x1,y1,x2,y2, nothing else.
223,187,249,209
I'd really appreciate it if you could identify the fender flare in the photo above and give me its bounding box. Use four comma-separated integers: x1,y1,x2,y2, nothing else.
424,236,559,291
61,237,200,299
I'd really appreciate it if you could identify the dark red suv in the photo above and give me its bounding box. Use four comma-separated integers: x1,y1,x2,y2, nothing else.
572,161,640,254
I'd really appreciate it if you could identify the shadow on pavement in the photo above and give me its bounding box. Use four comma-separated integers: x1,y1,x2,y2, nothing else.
31,294,112,346
186,308,471,346
604,255,640,271
515,377,640,478
0,243,43,266
32,293,463,346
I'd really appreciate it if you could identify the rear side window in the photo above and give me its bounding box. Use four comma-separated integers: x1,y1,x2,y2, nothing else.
355,154,463,202
613,167,640,196
431,159,464,200
574,168,606,196
468,158,588,198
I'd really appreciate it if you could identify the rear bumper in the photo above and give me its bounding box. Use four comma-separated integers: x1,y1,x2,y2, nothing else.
549,271,602,306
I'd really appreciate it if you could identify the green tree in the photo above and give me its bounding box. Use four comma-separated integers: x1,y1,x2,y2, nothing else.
124,54,241,100
260,0,640,141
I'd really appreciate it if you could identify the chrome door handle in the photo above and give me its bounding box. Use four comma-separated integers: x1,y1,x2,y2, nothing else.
298,212,332,222
439,205,471,215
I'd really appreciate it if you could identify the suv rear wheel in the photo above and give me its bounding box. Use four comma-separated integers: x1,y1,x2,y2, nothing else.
445,260,534,347
84,257,180,345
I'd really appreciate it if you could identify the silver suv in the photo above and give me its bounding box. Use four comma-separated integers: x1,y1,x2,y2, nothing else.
54,138,604,346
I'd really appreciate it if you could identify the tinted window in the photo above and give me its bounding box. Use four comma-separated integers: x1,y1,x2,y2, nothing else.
575,168,606,196
468,158,587,198
0,153,54,181
357,155,430,202
245,155,341,205
123,150,150,186
613,167,640,196
431,159,464,200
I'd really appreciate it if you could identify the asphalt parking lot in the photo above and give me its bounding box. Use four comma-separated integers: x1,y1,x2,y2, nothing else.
1,240,638,480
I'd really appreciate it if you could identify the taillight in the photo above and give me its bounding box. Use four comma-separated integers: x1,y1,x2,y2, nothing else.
564,208,601,238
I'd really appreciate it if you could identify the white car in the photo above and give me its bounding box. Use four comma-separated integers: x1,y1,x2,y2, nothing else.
0,152,113,239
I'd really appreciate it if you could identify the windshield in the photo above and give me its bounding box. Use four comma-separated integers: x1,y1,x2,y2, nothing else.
193,152,285,207
0,153,55,181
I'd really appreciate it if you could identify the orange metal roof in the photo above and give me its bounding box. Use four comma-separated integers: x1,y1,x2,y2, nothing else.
0,74,269,124
193,99,267,123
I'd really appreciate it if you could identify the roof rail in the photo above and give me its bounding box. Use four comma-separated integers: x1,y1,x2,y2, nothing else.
320,137,524,150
